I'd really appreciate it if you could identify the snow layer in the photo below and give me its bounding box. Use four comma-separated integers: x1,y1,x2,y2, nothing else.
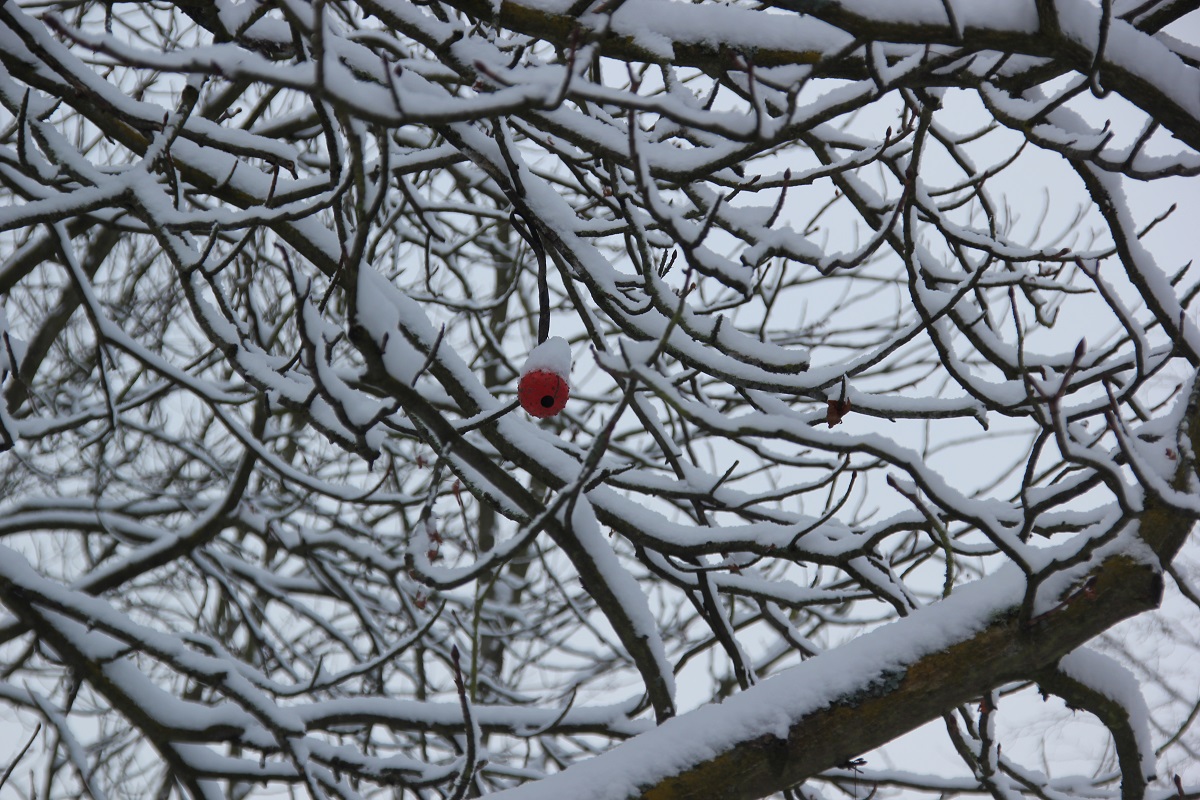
1057,647,1156,782
569,496,675,704
521,336,572,382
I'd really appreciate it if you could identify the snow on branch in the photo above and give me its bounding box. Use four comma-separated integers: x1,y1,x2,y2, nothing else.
0,0,1198,798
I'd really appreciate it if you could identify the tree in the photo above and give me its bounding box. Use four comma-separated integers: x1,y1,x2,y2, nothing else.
0,0,1198,798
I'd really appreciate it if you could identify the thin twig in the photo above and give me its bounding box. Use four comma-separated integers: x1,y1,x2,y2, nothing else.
0,723,40,793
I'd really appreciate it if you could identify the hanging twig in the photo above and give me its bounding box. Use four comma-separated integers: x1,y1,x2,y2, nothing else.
510,212,550,344
1090,0,1114,97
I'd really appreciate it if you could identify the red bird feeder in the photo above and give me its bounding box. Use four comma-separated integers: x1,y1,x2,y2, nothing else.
518,337,571,418
519,370,569,418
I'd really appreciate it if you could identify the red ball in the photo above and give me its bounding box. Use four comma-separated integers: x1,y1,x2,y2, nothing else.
518,370,569,418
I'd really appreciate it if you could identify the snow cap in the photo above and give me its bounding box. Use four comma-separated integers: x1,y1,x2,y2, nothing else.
520,336,571,383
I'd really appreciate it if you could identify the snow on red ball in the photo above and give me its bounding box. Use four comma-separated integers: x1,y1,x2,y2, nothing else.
519,369,569,418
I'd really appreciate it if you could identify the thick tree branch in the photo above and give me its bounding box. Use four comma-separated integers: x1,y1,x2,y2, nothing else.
481,382,1200,800
480,549,1166,800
